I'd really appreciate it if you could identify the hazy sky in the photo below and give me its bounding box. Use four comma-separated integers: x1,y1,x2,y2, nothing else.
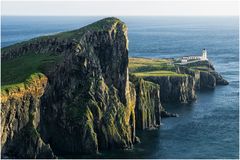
2,0,239,16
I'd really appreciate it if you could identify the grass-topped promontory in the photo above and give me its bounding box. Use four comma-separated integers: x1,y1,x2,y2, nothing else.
2,17,124,53
129,57,186,77
52,17,125,40
2,53,63,89
1,17,123,92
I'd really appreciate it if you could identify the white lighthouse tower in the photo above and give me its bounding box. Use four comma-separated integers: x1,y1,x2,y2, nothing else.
201,48,208,60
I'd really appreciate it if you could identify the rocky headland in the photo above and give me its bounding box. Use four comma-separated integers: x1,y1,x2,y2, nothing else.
1,17,228,158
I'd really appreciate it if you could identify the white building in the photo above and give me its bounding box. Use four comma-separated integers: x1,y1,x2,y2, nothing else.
181,49,208,63
201,48,208,60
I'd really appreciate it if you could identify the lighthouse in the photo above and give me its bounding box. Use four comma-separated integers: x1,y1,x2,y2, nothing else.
201,48,208,60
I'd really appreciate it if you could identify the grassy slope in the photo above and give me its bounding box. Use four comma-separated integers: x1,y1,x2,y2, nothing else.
1,17,122,91
52,17,124,40
1,73,46,96
133,71,187,77
2,53,63,86
129,58,187,77
2,17,123,52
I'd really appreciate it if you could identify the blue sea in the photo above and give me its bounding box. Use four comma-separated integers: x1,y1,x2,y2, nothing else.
1,16,239,158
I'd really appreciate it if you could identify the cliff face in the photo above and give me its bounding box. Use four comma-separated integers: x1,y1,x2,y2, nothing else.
143,76,196,103
199,71,216,89
211,71,229,85
39,18,137,154
130,76,161,130
1,39,72,61
176,61,228,89
1,73,55,158
199,71,229,89
176,66,201,89
1,18,140,157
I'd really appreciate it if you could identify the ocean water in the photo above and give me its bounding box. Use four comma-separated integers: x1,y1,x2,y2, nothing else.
1,16,239,158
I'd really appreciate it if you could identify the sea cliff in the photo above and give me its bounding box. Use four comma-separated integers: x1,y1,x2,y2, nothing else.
39,18,136,155
1,17,138,158
1,73,55,158
1,17,228,158
175,61,229,89
143,75,196,103
129,58,228,104
130,75,161,130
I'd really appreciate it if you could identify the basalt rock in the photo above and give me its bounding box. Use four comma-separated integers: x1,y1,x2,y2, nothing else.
176,66,201,89
176,61,229,89
198,70,228,89
130,75,161,130
142,76,196,103
38,18,137,155
161,110,179,118
1,74,55,158
179,60,215,70
211,71,229,85
1,38,73,61
200,71,216,89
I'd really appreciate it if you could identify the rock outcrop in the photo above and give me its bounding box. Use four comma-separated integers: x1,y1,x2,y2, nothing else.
176,66,201,89
199,71,228,89
161,110,179,118
1,73,55,158
179,60,215,70
199,71,216,89
130,75,161,130
142,76,196,103
39,18,137,155
1,39,73,61
176,61,228,89
211,71,229,85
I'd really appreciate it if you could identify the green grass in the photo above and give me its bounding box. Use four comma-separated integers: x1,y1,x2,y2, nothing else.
132,70,187,77
1,53,63,86
129,57,186,77
1,73,46,96
129,58,175,72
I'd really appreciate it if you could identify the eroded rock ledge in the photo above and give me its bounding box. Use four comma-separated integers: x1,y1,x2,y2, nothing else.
143,76,196,103
176,62,229,89
1,73,55,158
130,75,161,130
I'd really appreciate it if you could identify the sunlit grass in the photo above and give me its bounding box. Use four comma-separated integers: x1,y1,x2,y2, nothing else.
1,53,63,87
129,58,175,73
128,57,186,77
132,70,187,77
